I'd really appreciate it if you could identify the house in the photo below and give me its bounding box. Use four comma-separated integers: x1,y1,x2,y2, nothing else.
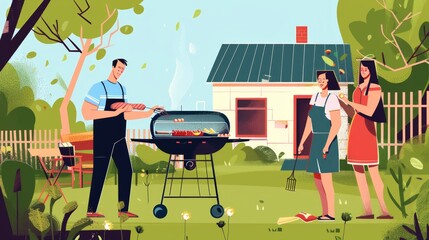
206,31,354,160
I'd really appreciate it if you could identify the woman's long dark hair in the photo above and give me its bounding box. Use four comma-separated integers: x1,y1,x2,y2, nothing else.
358,60,386,122
316,70,340,90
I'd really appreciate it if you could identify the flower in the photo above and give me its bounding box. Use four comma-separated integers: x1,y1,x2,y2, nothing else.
181,212,191,221
216,220,225,228
135,225,144,234
103,220,113,230
341,212,352,222
226,208,234,217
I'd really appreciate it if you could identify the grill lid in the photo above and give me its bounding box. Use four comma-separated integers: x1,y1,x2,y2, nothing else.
151,111,230,138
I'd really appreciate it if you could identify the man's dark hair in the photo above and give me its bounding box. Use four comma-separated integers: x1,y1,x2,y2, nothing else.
112,58,128,67
316,70,340,90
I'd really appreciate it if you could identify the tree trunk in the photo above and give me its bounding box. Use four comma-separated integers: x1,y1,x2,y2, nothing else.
0,0,51,72
60,39,92,138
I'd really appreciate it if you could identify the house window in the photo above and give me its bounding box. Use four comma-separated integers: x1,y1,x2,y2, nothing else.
235,98,267,137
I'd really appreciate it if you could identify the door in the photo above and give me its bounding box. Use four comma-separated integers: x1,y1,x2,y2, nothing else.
294,95,312,158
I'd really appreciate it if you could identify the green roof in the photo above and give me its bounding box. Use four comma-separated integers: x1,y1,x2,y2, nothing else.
207,44,354,83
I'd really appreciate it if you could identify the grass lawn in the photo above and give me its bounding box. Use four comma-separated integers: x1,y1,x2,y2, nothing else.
4,162,427,240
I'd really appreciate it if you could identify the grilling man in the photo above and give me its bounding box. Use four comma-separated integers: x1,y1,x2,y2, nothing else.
82,58,162,218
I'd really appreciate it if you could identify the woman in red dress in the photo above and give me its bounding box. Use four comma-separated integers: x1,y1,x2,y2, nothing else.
339,59,393,219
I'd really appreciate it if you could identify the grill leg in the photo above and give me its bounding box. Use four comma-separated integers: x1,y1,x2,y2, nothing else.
160,154,174,205
210,153,220,205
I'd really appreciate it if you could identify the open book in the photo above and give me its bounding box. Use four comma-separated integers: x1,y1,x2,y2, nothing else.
277,212,318,225
58,142,75,166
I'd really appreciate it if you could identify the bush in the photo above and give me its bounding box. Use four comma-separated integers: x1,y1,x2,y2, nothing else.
254,146,277,163
397,133,429,174
416,179,429,225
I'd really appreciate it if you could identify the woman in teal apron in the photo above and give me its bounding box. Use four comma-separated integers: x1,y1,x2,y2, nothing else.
298,70,341,221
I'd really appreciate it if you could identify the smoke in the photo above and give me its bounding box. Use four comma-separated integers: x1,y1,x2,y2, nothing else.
168,27,194,110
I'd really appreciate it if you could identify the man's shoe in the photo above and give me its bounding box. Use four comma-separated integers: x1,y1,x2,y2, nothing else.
118,211,139,218
87,212,105,218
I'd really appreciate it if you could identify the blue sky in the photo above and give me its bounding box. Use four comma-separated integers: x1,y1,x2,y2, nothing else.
2,0,343,129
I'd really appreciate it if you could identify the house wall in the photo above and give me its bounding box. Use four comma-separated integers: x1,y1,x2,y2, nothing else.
212,83,350,159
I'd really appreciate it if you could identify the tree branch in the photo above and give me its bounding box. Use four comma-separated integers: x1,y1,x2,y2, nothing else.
0,0,24,42
357,49,429,71
380,24,395,46
73,0,91,25
38,17,81,53
407,25,429,63
32,26,61,43
376,0,399,24
86,5,118,55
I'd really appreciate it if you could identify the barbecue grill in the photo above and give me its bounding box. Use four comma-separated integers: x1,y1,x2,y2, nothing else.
131,111,248,218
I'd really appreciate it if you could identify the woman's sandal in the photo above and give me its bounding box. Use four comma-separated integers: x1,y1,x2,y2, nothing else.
317,215,335,221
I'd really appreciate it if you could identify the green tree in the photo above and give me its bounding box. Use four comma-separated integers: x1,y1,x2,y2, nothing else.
0,0,52,72
15,0,143,138
337,0,429,92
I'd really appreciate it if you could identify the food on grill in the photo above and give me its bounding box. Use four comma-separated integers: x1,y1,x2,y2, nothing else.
174,118,185,122
203,128,217,134
111,102,146,110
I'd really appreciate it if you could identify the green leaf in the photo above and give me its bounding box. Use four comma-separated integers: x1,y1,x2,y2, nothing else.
26,51,37,59
176,22,180,31
141,63,147,69
89,64,96,71
120,25,134,35
367,34,372,41
50,79,58,85
45,60,49,67
117,201,125,211
335,236,342,240
387,187,401,210
119,213,129,223
61,21,69,31
88,43,95,52
405,176,412,188
134,5,144,15
418,22,429,49
340,53,348,61
404,193,419,205
62,54,67,61
193,9,201,18
410,157,424,170
390,167,399,183
28,209,50,233
321,56,336,67
333,52,338,59
35,104,42,112
278,152,285,159
96,48,106,60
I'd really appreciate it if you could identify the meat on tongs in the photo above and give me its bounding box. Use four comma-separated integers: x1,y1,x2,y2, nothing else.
111,102,167,114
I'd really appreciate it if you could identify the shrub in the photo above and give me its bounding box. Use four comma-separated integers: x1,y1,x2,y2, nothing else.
416,179,429,225
397,133,429,174
254,146,277,163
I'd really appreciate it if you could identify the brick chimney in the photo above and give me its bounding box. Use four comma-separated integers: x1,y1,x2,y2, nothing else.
296,26,308,43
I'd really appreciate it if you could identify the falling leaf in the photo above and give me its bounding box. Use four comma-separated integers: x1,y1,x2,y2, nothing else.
96,48,106,60
62,54,67,61
50,79,58,85
395,53,400,60
88,43,95,52
26,51,37,59
61,21,69,31
321,56,336,67
176,22,180,31
333,52,338,58
134,5,144,14
120,25,134,35
325,49,331,55
141,63,147,69
89,64,96,71
35,104,41,112
193,9,201,18
367,35,372,41
339,69,345,74
340,53,348,61
45,60,49,67
410,157,423,170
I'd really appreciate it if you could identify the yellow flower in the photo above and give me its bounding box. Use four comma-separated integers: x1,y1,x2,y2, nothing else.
181,211,191,221
103,220,113,230
226,208,234,217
